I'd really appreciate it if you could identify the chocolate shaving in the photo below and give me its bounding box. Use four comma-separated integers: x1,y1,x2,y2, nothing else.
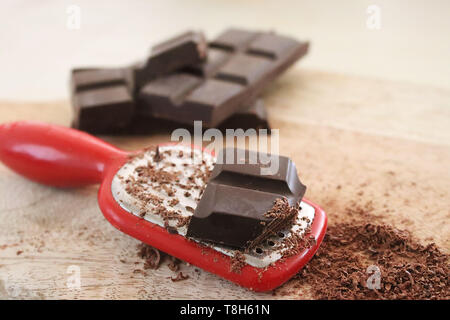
171,272,190,282
137,243,161,270
135,243,194,281
153,146,162,162
166,226,178,234
168,256,181,272
176,215,191,228
185,206,195,213
247,197,298,249
279,231,316,258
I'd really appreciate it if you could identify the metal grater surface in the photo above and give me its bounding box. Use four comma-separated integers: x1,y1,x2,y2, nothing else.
111,145,315,268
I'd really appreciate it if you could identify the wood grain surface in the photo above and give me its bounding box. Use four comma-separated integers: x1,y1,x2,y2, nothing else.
0,69,449,299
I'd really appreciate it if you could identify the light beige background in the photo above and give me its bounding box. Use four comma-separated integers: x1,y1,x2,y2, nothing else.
1,0,450,101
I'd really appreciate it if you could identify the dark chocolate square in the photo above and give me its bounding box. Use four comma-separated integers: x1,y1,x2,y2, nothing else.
72,85,134,132
209,28,258,51
247,33,303,59
184,48,231,77
135,31,207,88
215,53,273,85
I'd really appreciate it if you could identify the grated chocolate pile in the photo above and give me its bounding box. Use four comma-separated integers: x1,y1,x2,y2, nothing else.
287,222,450,299
246,197,300,250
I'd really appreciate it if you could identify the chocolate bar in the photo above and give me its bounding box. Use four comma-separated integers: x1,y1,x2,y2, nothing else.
134,31,207,88
186,148,306,249
138,28,309,127
71,68,135,132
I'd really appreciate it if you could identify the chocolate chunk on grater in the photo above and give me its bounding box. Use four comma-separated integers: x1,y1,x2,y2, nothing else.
186,148,306,249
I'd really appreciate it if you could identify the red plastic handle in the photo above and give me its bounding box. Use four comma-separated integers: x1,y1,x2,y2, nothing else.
0,121,127,187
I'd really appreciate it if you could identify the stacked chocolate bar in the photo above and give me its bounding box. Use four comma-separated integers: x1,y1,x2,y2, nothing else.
70,28,309,134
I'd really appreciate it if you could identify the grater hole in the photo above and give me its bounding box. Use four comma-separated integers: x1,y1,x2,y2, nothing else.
255,247,264,255
267,240,276,247
277,232,285,238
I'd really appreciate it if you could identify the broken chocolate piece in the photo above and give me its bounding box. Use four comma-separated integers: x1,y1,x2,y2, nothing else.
186,148,306,249
137,28,309,127
70,68,135,133
134,31,207,88
72,85,134,133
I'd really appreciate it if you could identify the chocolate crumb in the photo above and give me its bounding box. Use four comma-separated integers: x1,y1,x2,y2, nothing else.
167,226,178,234
137,243,161,270
185,206,195,213
153,146,162,162
171,272,190,282
176,216,191,228
230,251,246,274
136,242,195,280
133,269,147,276
168,256,181,272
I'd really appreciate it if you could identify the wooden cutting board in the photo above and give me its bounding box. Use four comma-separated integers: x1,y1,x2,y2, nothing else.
0,68,449,299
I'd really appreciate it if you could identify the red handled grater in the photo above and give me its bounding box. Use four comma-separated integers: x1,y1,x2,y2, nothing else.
0,121,327,292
